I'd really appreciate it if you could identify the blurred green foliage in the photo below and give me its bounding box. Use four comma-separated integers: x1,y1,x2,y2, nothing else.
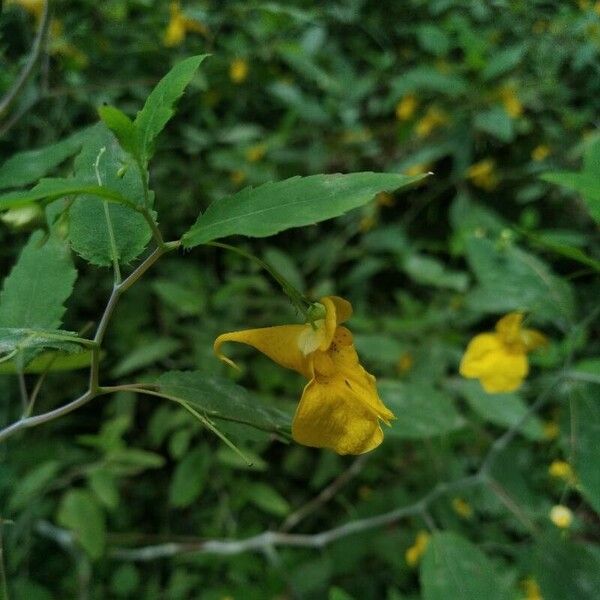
1,0,599,598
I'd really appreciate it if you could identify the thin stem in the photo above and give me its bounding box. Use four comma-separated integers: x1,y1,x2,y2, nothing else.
0,0,50,119
141,209,166,249
207,241,311,317
17,372,29,414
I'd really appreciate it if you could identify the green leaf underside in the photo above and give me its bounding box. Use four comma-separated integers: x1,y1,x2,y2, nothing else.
182,172,425,247
0,231,77,331
0,349,93,374
0,127,90,190
157,370,290,433
0,178,134,212
0,328,84,356
421,532,511,600
69,123,151,266
379,380,465,439
134,54,208,163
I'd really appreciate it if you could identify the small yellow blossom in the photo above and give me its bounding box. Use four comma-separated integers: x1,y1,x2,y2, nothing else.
522,577,543,600
376,192,395,207
245,144,267,163
215,297,395,455
405,531,430,567
229,58,249,84
459,312,547,393
532,20,547,34
548,460,576,484
500,85,523,118
466,158,498,191
229,170,247,186
395,94,418,121
549,504,573,529
543,420,559,440
404,163,430,178
163,1,207,48
531,145,551,162
396,352,414,375
359,215,377,232
415,106,447,138
452,497,473,519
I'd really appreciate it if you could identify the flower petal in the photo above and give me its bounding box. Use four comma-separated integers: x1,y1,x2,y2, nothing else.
459,332,528,393
292,378,384,455
214,325,311,377
521,328,548,352
495,312,524,344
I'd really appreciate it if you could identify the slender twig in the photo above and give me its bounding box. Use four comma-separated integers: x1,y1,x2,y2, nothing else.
280,454,369,532
0,241,180,444
0,0,50,120
17,372,29,413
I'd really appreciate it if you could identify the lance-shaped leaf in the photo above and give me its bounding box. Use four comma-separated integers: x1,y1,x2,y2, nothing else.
156,370,290,434
69,123,152,266
0,328,87,359
0,349,93,374
0,177,135,212
134,54,208,164
182,172,426,247
0,127,90,190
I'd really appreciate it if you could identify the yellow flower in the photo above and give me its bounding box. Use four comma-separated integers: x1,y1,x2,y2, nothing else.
229,58,249,84
405,531,430,567
415,106,447,138
466,158,498,191
500,85,523,118
459,312,547,393
549,504,573,528
396,352,413,375
404,163,430,178
543,420,559,440
548,460,576,484
163,1,207,48
214,296,395,455
245,143,267,163
375,192,395,207
531,145,551,161
522,577,543,600
229,170,247,186
359,215,377,232
452,497,473,519
395,94,418,121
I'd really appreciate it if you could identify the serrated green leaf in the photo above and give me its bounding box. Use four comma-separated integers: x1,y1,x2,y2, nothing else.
134,54,208,164
69,123,152,266
0,127,90,190
571,384,600,513
0,177,135,212
168,445,210,508
421,532,511,600
157,370,290,433
183,172,424,247
0,328,85,358
380,380,465,439
56,489,106,560
98,105,140,159
454,380,544,440
0,231,76,331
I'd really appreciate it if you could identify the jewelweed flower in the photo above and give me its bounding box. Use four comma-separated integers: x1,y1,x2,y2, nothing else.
245,143,267,163
229,58,249,84
6,0,44,20
522,577,543,600
415,106,447,138
395,94,418,121
214,296,395,455
548,460,576,484
459,312,547,393
405,530,430,567
550,504,573,528
451,497,473,519
466,158,498,191
163,1,207,48
531,144,551,161
543,420,559,440
499,85,523,118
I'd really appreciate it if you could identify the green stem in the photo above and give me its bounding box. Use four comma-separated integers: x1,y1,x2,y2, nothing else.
207,241,311,317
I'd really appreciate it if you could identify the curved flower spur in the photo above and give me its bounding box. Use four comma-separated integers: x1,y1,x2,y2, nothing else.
214,296,395,455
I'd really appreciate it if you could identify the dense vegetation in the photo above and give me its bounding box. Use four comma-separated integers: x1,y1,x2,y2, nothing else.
1,1,599,598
